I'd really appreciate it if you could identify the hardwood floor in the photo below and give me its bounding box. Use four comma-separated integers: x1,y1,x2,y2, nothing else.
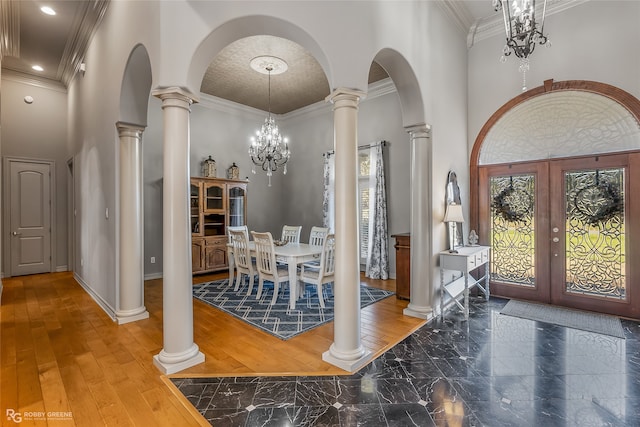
0,271,424,426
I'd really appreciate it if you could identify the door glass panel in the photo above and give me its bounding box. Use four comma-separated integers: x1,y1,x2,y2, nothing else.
490,174,536,287
564,168,626,299
228,186,245,227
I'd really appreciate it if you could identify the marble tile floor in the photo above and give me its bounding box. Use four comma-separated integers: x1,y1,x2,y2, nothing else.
171,296,640,426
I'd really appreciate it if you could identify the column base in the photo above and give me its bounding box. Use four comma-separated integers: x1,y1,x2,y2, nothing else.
322,344,373,373
116,307,149,325
403,303,436,320
153,344,205,374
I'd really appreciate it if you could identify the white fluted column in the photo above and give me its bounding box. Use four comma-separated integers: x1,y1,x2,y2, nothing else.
152,87,204,374
322,88,372,372
116,122,149,324
403,124,436,320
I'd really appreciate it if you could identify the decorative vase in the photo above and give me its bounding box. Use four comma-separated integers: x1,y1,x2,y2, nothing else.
227,162,240,180
202,156,216,178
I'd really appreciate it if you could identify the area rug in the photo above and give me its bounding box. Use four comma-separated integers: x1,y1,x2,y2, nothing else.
500,299,625,339
193,278,394,340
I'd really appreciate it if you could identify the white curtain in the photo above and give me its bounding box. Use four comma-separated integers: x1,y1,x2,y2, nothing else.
322,154,335,233
366,143,389,279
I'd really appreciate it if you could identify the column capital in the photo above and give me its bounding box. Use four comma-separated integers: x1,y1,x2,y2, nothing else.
152,86,199,104
325,87,367,105
116,121,146,138
404,123,432,139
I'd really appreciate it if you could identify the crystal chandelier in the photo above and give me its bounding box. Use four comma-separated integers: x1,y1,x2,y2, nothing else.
249,56,290,187
493,0,551,91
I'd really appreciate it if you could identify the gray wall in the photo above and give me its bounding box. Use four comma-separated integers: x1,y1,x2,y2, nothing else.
142,82,410,278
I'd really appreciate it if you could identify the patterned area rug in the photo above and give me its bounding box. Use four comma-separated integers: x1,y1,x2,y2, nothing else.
500,299,625,339
193,278,394,340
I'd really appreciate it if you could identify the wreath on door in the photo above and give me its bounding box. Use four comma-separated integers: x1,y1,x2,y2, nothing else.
491,177,533,223
573,172,622,225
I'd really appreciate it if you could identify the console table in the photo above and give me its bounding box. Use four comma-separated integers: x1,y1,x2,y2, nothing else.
439,246,490,320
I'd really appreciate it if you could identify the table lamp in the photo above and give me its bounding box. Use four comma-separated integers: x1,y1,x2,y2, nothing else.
444,202,464,253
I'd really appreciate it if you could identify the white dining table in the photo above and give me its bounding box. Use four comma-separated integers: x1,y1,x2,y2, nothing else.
227,241,323,309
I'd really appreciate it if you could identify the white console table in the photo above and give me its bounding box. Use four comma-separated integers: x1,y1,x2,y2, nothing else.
439,246,490,320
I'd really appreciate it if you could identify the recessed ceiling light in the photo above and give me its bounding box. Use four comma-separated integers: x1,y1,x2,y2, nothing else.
32,65,44,72
40,6,56,15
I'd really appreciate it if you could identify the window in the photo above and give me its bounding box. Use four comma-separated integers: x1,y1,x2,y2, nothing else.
358,151,371,264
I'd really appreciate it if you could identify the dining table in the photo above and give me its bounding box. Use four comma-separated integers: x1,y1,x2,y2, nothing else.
227,241,323,310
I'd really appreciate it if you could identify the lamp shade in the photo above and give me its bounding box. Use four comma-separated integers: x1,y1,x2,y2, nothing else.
444,203,464,223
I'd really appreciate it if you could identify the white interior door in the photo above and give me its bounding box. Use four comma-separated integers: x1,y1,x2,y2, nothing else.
9,160,52,276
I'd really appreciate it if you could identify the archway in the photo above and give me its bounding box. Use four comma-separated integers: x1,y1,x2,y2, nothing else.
115,44,152,325
371,49,434,320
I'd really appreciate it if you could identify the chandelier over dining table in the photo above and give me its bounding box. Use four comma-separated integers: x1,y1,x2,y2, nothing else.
249,56,290,187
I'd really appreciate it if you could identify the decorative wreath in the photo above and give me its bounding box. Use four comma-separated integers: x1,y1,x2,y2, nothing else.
573,181,623,226
492,184,532,223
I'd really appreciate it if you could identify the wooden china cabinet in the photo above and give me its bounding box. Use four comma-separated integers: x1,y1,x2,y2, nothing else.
190,177,248,274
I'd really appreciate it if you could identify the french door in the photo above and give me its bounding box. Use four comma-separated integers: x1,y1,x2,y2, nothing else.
479,152,640,318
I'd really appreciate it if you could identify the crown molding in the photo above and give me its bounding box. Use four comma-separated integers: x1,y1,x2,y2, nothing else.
198,91,268,120
199,77,398,123
438,0,475,36
59,0,110,86
0,0,20,58
2,68,67,93
468,0,590,48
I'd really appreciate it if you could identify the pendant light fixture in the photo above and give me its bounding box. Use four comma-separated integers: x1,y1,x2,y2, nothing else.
493,0,551,91
248,56,290,187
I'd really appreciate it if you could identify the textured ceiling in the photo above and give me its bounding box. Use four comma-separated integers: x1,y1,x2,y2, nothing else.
200,35,389,114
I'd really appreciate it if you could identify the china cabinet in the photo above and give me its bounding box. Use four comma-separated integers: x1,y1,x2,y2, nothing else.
191,177,247,274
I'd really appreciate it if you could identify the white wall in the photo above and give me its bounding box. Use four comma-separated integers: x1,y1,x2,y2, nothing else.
1,75,69,273
468,1,640,150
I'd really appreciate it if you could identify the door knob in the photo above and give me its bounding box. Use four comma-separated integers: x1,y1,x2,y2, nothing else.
12,231,21,236
552,227,559,233
552,237,560,242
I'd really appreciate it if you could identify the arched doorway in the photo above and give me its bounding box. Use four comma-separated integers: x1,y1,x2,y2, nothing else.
470,80,640,319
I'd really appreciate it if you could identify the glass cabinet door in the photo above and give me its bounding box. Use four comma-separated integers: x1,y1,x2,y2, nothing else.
228,185,246,227
204,182,225,212
190,182,201,234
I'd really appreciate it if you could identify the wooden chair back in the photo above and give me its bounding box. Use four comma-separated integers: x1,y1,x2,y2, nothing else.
251,231,278,277
320,234,336,277
309,226,329,246
281,225,302,243
229,228,252,271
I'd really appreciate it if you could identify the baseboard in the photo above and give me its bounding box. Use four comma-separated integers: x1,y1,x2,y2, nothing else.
144,272,163,281
56,265,68,272
73,273,117,321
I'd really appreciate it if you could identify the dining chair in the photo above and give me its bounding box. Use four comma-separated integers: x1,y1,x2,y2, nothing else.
228,228,256,295
298,234,335,308
281,225,302,244
308,226,329,246
251,231,291,304
301,226,330,270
